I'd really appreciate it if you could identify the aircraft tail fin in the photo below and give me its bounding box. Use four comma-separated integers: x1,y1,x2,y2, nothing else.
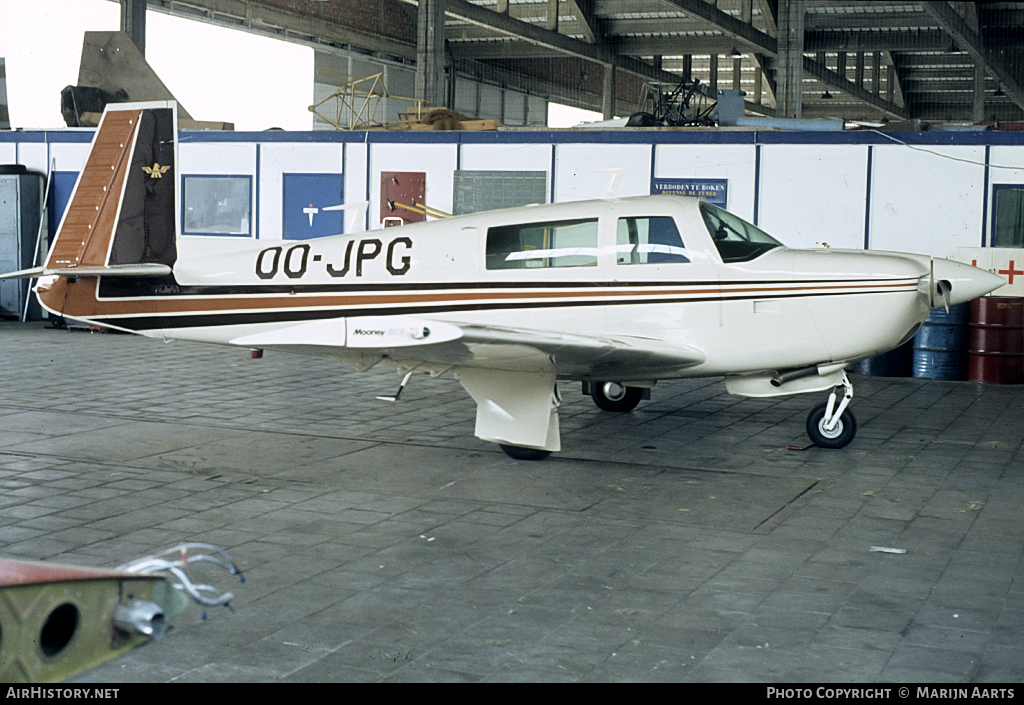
45,101,179,277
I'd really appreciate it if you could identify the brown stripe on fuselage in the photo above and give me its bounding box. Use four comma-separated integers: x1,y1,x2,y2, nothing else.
48,275,920,324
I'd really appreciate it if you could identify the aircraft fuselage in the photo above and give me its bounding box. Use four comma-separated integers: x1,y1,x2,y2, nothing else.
47,196,936,385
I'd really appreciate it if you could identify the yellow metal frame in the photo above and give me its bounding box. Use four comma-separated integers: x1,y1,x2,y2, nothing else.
309,70,427,130
394,202,451,219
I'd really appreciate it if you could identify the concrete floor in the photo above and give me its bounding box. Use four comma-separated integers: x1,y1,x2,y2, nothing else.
1,320,1023,682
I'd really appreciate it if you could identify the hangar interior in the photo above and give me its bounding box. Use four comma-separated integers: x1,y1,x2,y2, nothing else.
107,0,1024,126
3,0,1024,685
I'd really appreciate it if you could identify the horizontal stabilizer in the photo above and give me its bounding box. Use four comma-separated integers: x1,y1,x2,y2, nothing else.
0,263,172,280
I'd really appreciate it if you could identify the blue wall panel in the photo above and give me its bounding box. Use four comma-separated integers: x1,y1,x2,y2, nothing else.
283,173,344,240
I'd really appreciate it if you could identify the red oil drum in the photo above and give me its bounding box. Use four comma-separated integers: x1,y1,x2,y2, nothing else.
968,297,1024,384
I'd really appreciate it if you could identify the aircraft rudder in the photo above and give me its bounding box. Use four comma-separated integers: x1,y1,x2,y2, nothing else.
44,101,179,274
34,102,179,319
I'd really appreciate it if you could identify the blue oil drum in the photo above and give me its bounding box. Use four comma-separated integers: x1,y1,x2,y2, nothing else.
852,341,913,377
912,303,970,380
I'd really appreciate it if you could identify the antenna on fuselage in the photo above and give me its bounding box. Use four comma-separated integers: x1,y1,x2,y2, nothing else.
322,200,370,233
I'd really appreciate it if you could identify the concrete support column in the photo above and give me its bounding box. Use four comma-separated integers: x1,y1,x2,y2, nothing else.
776,0,805,119
736,0,750,92
415,0,447,108
120,0,147,56
546,0,559,32
0,59,9,130
973,62,986,123
602,63,616,120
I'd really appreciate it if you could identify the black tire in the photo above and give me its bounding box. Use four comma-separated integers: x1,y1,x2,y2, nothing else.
591,382,643,412
806,402,857,449
499,444,552,461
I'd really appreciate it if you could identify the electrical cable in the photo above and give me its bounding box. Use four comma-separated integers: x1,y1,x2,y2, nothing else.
119,543,245,612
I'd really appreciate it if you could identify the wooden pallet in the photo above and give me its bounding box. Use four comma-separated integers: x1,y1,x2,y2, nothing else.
385,119,498,131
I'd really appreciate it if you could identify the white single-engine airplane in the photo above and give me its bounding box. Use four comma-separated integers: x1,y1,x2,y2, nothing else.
2,102,1005,459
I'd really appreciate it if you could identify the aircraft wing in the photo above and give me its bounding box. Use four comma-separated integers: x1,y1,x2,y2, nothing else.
229,316,705,380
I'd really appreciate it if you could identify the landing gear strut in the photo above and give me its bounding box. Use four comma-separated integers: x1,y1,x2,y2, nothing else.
806,372,857,449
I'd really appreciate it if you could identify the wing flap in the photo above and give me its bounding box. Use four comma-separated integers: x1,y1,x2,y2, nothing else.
455,324,705,377
229,317,705,379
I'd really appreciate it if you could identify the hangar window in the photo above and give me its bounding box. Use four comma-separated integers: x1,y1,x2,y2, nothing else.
182,175,252,237
486,218,599,269
993,186,1024,248
616,216,689,264
699,201,782,263
453,171,547,215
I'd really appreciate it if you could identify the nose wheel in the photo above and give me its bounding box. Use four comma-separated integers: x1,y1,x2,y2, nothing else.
806,372,857,449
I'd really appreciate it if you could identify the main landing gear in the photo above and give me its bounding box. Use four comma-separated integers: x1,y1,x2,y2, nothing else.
590,382,643,412
499,444,552,461
806,372,857,449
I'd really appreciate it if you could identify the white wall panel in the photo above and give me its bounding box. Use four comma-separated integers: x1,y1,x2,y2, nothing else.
758,144,868,249
14,142,48,174
48,142,92,173
179,143,255,175
654,144,757,221
989,146,1024,184
869,145,985,258
3,141,91,173
344,143,370,232
261,142,342,173
554,143,652,202
460,143,551,175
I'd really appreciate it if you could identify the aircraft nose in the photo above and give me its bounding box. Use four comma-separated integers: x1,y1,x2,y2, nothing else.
929,258,1006,308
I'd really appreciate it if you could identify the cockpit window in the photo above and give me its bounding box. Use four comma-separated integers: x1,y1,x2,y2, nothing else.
699,202,783,263
616,216,690,265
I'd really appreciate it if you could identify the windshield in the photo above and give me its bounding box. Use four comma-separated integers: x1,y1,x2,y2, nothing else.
699,201,784,263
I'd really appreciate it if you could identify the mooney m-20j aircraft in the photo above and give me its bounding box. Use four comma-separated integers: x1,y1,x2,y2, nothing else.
2,102,1005,459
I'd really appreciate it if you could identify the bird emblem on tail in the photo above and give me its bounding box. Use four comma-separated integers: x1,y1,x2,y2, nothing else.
142,162,171,178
